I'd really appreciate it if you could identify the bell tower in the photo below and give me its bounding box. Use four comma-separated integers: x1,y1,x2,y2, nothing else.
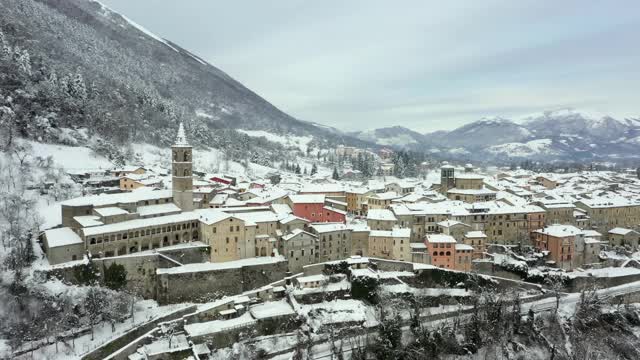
172,123,193,211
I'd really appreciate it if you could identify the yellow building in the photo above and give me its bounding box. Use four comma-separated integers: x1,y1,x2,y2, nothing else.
368,228,411,261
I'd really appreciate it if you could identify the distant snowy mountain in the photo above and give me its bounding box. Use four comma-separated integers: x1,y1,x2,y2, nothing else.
523,109,628,141
423,117,531,149
364,109,640,162
352,126,425,147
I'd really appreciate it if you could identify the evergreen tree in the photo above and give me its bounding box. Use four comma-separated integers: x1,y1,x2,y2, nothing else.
16,49,31,76
311,163,318,175
104,263,127,290
70,72,87,100
332,167,340,180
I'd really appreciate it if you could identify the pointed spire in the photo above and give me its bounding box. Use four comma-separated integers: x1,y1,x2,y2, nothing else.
175,122,189,146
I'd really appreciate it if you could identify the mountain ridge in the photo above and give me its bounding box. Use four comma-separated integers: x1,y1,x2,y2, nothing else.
354,108,640,163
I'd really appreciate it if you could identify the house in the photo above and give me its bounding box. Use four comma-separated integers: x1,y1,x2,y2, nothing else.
425,234,457,269
463,231,487,259
110,166,145,178
287,194,346,223
280,229,318,273
436,220,470,242
210,175,236,186
345,188,373,215
608,228,640,248
532,224,583,270
366,209,398,230
119,174,163,191
367,228,411,261
454,244,474,271
309,223,352,262
42,227,85,265
366,192,400,210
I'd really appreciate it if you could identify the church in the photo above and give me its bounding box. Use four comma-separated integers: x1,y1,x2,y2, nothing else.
42,124,211,264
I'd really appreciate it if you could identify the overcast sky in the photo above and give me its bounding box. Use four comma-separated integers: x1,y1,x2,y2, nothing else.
100,0,640,132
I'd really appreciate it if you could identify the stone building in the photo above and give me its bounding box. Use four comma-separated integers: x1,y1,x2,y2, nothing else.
575,198,640,240
172,123,194,211
349,223,370,257
367,228,411,261
42,227,85,265
366,209,398,230
310,223,352,262
463,231,487,259
280,229,319,273
608,228,640,248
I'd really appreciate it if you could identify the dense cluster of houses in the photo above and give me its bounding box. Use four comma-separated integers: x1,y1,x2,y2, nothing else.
41,125,640,277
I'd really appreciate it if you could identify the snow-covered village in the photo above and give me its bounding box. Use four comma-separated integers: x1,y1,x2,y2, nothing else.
3,0,640,359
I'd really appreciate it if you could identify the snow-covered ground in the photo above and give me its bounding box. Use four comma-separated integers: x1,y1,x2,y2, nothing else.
487,138,557,157
237,129,313,153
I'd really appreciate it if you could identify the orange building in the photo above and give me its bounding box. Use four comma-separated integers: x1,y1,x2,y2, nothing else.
532,224,582,270
426,234,457,269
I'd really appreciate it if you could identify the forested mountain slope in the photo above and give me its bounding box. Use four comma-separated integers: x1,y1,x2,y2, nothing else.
0,0,370,163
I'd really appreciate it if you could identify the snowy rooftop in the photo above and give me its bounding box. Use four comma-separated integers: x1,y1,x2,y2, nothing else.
465,231,487,238
426,234,457,243
61,189,172,207
310,222,348,233
83,211,199,237
197,209,234,225
156,256,286,275
369,191,401,200
288,194,325,204
369,228,411,238
45,227,83,248
534,224,583,237
184,312,256,337
73,215,104,227
609,227,638,236
249,300,295,320
94,206,129,217
437,220,469,228
136,203,181,217
282,228,317,241
232,210,281,225
366,209,397,221
447,188,496,195
455,244,474,251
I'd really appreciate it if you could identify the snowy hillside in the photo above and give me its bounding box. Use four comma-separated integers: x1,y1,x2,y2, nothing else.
364,109,640,162
487,139,558,158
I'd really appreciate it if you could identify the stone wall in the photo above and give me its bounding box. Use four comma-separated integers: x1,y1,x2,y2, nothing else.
156,259,288,304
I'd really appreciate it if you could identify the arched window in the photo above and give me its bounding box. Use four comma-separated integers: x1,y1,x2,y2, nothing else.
439,251,444,256
433,251,438,256
183,169,189,176
446,251,451,256
90,238,96,244
173,151,178,161
184,152,190,162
